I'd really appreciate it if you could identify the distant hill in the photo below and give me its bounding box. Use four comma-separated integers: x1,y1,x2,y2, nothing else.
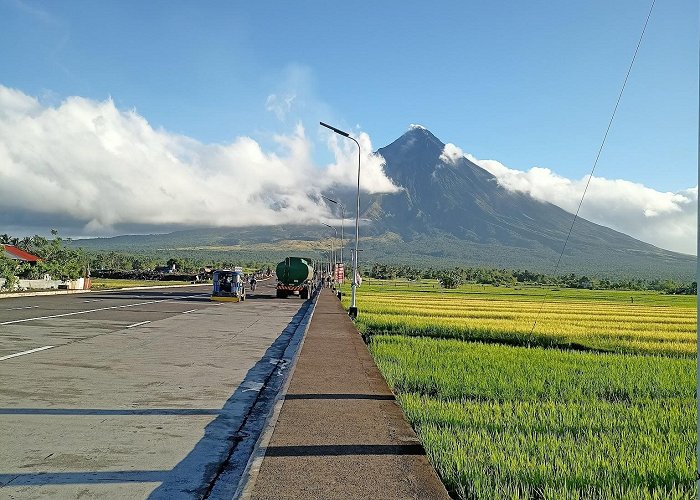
72,127,696,281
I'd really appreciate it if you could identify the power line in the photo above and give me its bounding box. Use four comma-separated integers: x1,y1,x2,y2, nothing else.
528,0,657,345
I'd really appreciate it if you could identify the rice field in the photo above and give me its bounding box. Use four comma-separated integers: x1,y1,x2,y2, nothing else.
350,281,696,357
342,280,697,499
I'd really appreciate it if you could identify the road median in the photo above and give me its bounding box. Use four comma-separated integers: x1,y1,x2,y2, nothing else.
242,288,449,499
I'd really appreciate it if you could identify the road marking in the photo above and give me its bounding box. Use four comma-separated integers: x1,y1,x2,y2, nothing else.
0,294,206,325
0,345,55,361
5,306,39,311
126,321,151,328
182,309,197,314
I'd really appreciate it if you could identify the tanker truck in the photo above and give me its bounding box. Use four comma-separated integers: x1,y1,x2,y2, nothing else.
276,257,314,299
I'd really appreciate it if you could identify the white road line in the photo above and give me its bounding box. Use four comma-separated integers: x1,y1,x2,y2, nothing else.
182,309,197,314
0,294,206,325
0,345,55,361
126,321,151,328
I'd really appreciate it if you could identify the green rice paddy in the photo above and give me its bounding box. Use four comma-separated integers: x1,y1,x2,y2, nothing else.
342,280,697,499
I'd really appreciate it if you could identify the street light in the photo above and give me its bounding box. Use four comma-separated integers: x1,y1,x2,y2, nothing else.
320,121,360,319
321,195,344,269
322,223,337,276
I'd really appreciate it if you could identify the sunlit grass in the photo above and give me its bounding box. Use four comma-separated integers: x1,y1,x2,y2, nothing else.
90,278,196,290
340,281,696,356
339,279,697,498
372,335,696,499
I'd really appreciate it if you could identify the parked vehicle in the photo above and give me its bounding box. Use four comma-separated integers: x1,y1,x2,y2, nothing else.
211,268,246,302
276,257,314,299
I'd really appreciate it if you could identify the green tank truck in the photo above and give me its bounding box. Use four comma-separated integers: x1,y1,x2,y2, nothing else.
275,257,314,299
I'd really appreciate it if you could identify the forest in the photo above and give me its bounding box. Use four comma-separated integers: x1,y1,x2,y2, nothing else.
1,233,696,294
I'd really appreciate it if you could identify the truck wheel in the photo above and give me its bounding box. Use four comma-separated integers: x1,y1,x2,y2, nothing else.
300,288,308,299
276,289,284,298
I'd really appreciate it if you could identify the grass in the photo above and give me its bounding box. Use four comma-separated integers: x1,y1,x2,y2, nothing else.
371,336,695,499
90,278,197,290
342,281,696,357
340,280,697,499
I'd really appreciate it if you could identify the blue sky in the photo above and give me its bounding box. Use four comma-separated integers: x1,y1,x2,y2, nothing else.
0,0,697,253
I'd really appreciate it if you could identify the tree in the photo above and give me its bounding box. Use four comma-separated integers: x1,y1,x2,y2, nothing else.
0,254,19,290
18,237,32,251
438,272,463,289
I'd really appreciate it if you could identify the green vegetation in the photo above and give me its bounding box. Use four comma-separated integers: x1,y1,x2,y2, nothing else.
373,337,694,499
366,264,697,295
340,280,697,499
90,278,195,290
1,232,88,288
1,232,270,291
62,224,697,282
349,281,696,357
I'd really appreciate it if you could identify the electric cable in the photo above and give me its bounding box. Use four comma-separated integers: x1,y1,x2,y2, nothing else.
528,0,657,345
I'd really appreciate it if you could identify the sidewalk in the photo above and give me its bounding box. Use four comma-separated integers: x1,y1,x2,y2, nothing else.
244,289,449,499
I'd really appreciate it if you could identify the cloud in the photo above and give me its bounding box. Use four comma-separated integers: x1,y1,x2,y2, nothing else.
465,154,697,255
439,143,464,164
321,131,400,194
0,86,398,235
265,93,296,121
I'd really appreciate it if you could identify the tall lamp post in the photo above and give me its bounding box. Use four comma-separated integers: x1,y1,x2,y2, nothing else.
322,195,344,269
320,121,360,319
322,223,337,276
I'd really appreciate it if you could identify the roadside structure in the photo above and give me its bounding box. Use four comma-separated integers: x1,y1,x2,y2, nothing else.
2,245,42,264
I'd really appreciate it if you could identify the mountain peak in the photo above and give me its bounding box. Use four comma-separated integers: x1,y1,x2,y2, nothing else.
403,124,441,142
381,124,445,158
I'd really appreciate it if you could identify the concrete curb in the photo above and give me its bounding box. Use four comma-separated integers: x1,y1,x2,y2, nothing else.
105,283,210,292
233,289,320,499
0,289,93,300
0,282,211,300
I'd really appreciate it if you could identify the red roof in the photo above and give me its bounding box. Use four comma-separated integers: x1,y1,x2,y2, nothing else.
3,245,42,262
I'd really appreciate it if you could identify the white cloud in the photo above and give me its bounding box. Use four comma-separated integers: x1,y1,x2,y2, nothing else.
265,93,296,121
439,143,464,164
465,154,697,255
0,86,398,235
321,131,400,195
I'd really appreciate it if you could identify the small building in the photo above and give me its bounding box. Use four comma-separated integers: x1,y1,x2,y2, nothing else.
2,245,42,264
154,264,176,274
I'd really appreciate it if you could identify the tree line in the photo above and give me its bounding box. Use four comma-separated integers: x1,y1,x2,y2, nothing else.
0,232,87,288
0,233,270,289
366,263,697,295
1,233,696,295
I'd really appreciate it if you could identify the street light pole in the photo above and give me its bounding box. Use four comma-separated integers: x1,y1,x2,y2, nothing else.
321,195,344,271
322,223,337,277
320,121,360,319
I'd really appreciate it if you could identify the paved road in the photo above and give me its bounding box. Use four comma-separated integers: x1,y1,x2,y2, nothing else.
0,281,312,499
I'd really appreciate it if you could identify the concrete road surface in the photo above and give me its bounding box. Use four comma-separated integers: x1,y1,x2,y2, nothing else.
245,289,449,499
0,281,313,499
